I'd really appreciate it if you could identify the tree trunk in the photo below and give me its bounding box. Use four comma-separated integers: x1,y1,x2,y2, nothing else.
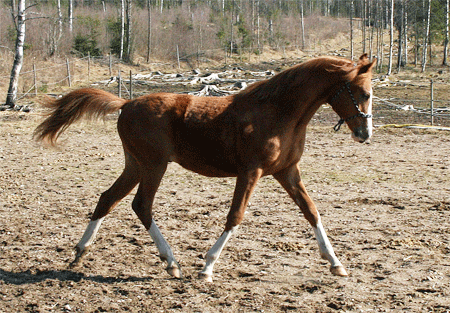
368,0,374,59
125,0,132,62
396,0,403,71
147,0,152,63
257,0,260,50
68,0,73,32
387,0,394,75
421,0,431,72
120,0,124,60
362,0,367,53
300,0,305,50
444,0,449,65
403,0,408,66
6,0,25,107
350,0,354,60
50,0,63,56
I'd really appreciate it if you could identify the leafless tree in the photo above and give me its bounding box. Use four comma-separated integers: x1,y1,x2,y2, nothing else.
6,0,26,107
147,0,152,63
68,0,73,32
350,0,354,59
444,0,449,66
421,0,431,72
125,0,132,62
387,0,394,75
300,0,305,50
120,0,124,60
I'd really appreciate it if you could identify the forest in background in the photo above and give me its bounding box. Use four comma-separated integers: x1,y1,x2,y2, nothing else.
1,0,450,106
1,0,449,66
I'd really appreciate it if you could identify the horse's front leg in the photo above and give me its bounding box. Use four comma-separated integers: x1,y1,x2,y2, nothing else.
273,164,348,276
199,168,263,282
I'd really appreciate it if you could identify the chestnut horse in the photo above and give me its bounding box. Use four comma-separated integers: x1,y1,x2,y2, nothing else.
35,54,376,282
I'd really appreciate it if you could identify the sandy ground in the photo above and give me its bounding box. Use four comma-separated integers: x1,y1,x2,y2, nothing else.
1,106,449,312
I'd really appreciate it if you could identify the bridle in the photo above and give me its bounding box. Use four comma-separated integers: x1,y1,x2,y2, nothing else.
330,82,372,132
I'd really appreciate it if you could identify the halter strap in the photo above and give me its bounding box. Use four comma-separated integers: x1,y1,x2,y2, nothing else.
331,82,372,132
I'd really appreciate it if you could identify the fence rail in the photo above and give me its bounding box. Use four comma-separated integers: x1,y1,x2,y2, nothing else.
1,48,449,128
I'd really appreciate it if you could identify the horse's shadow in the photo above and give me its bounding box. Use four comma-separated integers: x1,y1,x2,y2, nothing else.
0,268,153,285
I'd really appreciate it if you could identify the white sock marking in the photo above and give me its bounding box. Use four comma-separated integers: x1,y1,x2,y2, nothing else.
313,220,343,268
200,226,239,277
148,220,178,269
77,217,105,251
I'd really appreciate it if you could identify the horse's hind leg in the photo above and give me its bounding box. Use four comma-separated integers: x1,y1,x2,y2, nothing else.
273,164,348,276
70,153,140,268
131,163,182,279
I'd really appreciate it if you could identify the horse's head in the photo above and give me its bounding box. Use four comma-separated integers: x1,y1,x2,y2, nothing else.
329,54,376,143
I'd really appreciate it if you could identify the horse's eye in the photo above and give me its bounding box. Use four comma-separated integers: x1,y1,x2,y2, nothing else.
361,93,371,101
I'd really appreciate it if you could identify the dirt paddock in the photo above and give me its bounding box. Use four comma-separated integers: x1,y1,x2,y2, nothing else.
1,110,449,312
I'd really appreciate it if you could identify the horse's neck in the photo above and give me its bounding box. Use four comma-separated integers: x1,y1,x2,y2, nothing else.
283,75,336,127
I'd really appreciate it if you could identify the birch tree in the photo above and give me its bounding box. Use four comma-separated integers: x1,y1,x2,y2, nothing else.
125,0,132,62
6,0,26,107
50,0,63,56
387,0,394,75
147,0,152,62
350,0,354,60
120,0,124,60
68,0,73,32
403,0,408,66
300,0,305,49
444,0,449,66
421,0,431,72
396,0,404,71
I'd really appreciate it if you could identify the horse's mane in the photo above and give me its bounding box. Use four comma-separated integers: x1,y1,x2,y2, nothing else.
234,56,357,103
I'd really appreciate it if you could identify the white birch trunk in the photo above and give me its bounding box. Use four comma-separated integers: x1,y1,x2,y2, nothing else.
68,0,73,32
147,0,152,63
387,0,394,75
126,0,132,62
300,0,305,50
444,0,449,65
120,0,124,60
403,0,408,65
421,0,431,72
6,0,25,107
350,0,354,60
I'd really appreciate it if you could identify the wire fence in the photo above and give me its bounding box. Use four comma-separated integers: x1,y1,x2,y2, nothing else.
1,46,449,128
0,43,326,104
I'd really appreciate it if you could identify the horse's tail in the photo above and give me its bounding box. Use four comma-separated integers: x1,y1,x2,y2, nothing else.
34,88,127,145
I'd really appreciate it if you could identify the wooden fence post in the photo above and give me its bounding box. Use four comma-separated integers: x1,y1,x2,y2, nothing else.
88,52,91,84
129,70,133,99
118,67,121,98
176,45,181,69
430,79,434,126
197,47,200,68
109,52,112,77
66,58,72,87
225,47,227,65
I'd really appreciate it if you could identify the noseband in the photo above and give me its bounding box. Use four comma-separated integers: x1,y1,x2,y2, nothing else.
330,82,372,131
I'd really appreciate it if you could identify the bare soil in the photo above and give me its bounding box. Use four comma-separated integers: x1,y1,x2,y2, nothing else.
1,101,450,312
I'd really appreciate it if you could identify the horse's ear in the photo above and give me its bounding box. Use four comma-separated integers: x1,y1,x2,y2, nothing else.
358,54,369,64
358,58,377,74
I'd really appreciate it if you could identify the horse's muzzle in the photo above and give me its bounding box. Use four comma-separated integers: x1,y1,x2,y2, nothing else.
352,126,372,143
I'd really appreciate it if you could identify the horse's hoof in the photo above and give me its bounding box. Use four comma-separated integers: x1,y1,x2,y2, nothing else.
330,265,348,276
166,265,182,279
198,272,213,283
68,247,86,269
